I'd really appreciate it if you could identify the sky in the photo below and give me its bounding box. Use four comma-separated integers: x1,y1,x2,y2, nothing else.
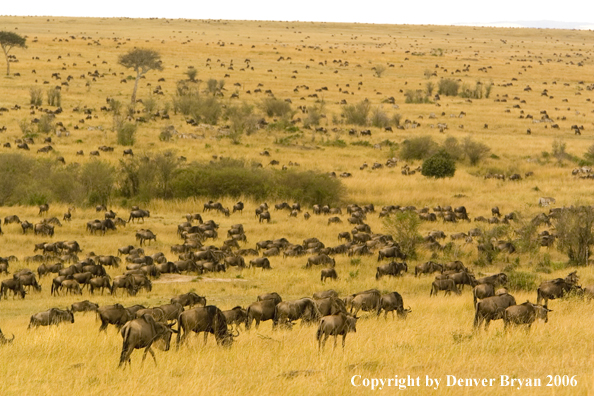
2,0,594,28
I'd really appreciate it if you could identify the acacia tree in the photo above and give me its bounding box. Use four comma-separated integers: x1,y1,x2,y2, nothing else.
118,48,163,104
0,31,26,76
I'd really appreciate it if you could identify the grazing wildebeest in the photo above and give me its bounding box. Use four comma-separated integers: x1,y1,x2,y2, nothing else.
111,274,137,296
476,273,508,287
316,313,357,350
28,308,74,328
447,271,478,291
536,271,580,306
273,298,321,328
349,289,381,316
34,223,54,237
313,290,339,300
3,215,21,225
321,268,338,283
376,262,407,279
177,305,237,347
0,278,26,299
119,314,176,368
430,279,461,296
128,209,150,223
223,306,247,330
232,202,244,213
377,292,411,320
258,211,271,223
89,276,112,295
171,292,206,308
503,302,551,331
71,300,99,313
415,261,443,277
18,273,42,293
249,257,272,270
306,254,335,268
377,246,406,261
315,297,347,316
474,293,517,331
0,328,14,344
97,304,134,332
444,260,468,272
245,299,277,330
38,204,49,216
472,284,508,307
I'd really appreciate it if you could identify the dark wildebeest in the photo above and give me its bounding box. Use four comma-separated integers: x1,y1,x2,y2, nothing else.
232,202,244,213
473,284,508,307
128,209,150,223
157,303,184,322
273,298,321,328
503,302,551,332
177,305,237,347
136,229,157,246
447,272,478,291
376,262,407,279
0,278,26,299
536,271,580,306
306,254,335,269
28,308,74,328
171,292,206,308
38,204,49,216
60,279,83,295
476,273,508,287
245,299,277,330
315,297,347,316
257,292,282,305
119,314,176,368
71,300,99,313
4,215,21,225
349,289,381,316
224,255,246,269
111,274,137,296
444,260,468,272
89,276,112,295
21,221,33,234
377,246,406,261
135,308,167,322
249,257,272,270
430,279,461,296
97,303,134,332
415,261,443,277
321,268,338,283
223,306,247,330
18,273,42,293
377,292,411,320
316,313,357,350
313,290,338,300
474,293,517,331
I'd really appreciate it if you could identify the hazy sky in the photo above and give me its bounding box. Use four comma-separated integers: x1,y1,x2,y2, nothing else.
2,0,594,27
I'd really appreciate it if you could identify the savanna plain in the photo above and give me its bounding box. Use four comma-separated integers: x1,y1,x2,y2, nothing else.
0,16,593,396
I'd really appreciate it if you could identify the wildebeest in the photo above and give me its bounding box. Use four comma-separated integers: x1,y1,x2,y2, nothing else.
28,308,74,328
223,306,247,330
415,261,443,277
316,313,357,350
3,215,21,225
0,328,14,344
313,290,339,300
119,314,176,368
177,305,237,347
71,300,99,313
503,302,551,331
97,303,134,332
0,278,26,299
377,246,406,261
430,279,461,296
245,298,277,330
536,271,580,306
128,209,150,223
348,289,381,316
315,296,347,316
377,292,411,319
274,298,321,328
171,292,206,308
136,229,157,246
249,257,272,270
306,254,335,268
38,204,49,216
476,273,508,287
447,271,477,291
376,261,407,279
474,293,517,331
111,274,137,296
17,273,42,293
473,284,508,307
321,268,338,283
34,223,54,237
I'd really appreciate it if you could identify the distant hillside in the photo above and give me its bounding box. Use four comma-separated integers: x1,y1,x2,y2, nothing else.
458,20,594,30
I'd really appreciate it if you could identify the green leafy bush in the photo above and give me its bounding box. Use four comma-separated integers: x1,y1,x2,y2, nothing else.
400,136,437,161
421,150,456,178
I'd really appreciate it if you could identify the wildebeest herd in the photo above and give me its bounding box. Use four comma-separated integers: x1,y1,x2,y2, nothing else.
0,200,590,368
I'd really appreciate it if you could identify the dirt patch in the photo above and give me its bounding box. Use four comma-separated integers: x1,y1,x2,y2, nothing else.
153,274,248,284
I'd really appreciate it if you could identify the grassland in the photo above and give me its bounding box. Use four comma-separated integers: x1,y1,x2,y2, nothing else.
0,17,593,395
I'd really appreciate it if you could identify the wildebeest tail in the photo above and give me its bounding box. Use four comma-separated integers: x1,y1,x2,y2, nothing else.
473,303,481,328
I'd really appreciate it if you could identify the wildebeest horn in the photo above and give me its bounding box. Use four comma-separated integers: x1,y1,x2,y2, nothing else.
232,329,240,337
406,306,412,312
7,334,14,342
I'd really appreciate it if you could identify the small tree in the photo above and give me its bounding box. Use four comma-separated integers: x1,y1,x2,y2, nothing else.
555,206,594,266
373,64,387,78
117,122,137,146
438,78,459,96
400,136,437,161
463,136,491,165
383,211,422,260
118,48,163,104
422,150,456,178
341,100,370,126
0,31,26,76
185,67,197,82
225,102,259,144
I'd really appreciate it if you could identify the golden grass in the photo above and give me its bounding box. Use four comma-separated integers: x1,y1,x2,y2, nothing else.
0,16,593,395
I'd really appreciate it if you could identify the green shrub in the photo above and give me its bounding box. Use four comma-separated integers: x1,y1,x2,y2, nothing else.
463,136,491,165
117,122,137,146
351,140,372,147
341,100,370,126
438,78,459,96
506,271,537,292
383,211,422,260
400,136,437,161
422,150,456,178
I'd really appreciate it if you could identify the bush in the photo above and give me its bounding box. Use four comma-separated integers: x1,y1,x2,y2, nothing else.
484,82,493,98
143,97,158,117
400,136,437,161
185,67,197,82
370,107,390,128
463,136,491,165
29,88,42,106
341,100,370,126
80,160,115,205
438,78,459,96
37,114,55,134
373,64,386,78
383,211,422,260
261,98,293,118
425,81,435,96
443,136,463,160
506,271,537,292
404,90,430,104
47,87,61,107
117,122,137,146
225,102,259,143
303,102,325,128
555,206,594,266
422,150,456,178
392,113,402,127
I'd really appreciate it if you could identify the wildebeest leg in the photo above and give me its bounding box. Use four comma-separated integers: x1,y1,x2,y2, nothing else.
99,319,109,332
484,318,491,332
203,331,208,345
342,334,346,348
142,346,157,366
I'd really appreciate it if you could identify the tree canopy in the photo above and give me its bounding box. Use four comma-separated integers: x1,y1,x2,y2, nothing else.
118,48,163,103
0,31,26,75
